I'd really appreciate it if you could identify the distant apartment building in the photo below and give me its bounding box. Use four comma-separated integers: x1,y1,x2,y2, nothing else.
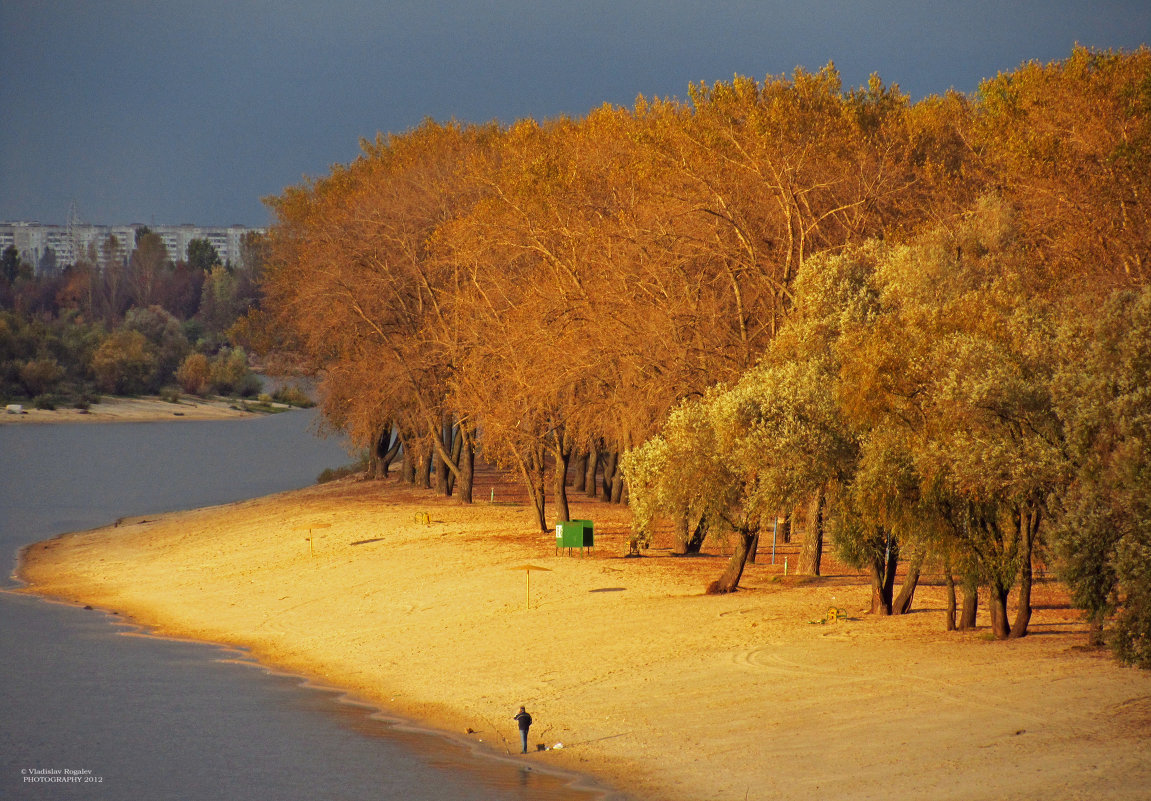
0,221,265,274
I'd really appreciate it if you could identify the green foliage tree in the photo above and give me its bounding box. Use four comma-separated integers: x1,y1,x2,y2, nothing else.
186,238,221,272
208,346,260,396
198,264,238,337
123,305,189,390
832,199,1067,637
1,245,19,285
1052,286,1151,664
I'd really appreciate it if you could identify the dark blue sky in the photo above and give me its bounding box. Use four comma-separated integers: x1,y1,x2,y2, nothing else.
2,1,1148,227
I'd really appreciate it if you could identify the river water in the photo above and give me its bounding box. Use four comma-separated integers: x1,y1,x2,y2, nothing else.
0,413,607,801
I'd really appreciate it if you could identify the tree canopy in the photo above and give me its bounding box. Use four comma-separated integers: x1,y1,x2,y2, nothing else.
255,48,1151,665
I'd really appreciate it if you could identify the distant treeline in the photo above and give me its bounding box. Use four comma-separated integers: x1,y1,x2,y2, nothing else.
252,48,1150,664
0,231,266,405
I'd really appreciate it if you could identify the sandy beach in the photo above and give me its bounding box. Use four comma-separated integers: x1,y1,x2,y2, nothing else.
0,396,264,424
17,475,1151,801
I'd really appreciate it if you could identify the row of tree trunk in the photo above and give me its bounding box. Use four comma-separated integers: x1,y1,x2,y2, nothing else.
379,422,630,530
374,427,1034,636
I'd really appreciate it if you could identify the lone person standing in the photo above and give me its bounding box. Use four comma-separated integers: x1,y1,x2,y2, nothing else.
513,705,533,754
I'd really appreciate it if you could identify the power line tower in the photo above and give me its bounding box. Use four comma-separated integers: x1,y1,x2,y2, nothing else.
67,200,84,265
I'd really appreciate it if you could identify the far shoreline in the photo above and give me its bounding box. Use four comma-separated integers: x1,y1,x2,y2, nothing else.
0,395,281,425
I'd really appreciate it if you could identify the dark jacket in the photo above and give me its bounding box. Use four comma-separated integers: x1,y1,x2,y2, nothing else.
514,711,532,731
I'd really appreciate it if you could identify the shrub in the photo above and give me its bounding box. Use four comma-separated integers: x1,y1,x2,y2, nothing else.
272,385,315,408
235,371,262,398
19,358,64,396
210,347,251,395
175,352,212,395
33,394,56,410
91,330,157,395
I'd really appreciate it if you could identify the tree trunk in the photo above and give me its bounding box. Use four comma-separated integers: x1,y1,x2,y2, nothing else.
454,427,475,504
585,441,600,497
425,417,472,503
572,452,588,492
515,447,548,532
799,487,825,576
610,468,624,503
434,419,452,496
672,510,691,555
377,430,401,478
550,429,572,526
400,437,415,484
959,576,978,630
686,516,708,554
988,580,1011,639
418,444,432,490
1087,619,1105,647
601,451,618,498
1010,506,1040,639
779,514,791,544
943,556,957,632
445,425,464,497
674,513,708,555
870,530,898,615
706,526,759,594
369,425,397,478
747,530,760,564
893,547,925,615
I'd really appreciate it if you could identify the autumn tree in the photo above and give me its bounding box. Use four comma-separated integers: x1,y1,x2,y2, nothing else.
128,228,171,308
260,120,496,501
976,46,1151,285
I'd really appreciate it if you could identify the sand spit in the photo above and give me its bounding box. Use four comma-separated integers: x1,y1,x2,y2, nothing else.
18,478,1151,801
1,396,263,424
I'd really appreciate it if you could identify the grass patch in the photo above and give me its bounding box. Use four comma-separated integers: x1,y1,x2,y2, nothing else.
317,453,370,484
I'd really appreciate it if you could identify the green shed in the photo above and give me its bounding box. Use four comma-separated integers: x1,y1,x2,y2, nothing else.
555,519,594,555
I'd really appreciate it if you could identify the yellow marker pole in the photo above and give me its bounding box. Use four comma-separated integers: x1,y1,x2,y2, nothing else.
294,522,331,560
508,565,551,612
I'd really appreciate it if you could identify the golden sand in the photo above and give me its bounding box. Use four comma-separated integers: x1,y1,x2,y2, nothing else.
19,478,1151,801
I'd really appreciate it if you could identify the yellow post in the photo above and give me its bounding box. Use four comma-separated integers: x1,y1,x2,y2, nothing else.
509,565,550,612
